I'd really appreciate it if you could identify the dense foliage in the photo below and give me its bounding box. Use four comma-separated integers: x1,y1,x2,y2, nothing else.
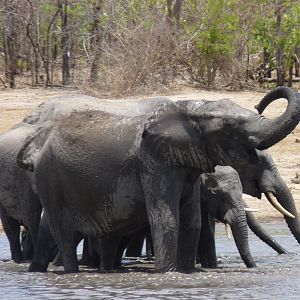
0,0,299,94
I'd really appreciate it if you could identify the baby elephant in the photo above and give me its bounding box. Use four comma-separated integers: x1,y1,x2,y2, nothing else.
199,166,270,268
114,166,287,269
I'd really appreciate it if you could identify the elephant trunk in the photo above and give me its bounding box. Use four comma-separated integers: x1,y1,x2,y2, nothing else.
248,87,300,150
225,209,256,268
245,208,288,254
272,181,300,244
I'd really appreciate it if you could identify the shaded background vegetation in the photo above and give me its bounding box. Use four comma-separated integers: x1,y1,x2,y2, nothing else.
0,0,300,95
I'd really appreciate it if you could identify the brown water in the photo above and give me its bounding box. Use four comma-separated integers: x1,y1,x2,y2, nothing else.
1,223,300,299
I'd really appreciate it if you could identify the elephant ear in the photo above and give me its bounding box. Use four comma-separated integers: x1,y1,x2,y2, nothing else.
142,102,214,171
17,121,54,171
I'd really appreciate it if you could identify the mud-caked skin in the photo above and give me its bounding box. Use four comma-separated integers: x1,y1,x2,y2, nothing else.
17,86,300,273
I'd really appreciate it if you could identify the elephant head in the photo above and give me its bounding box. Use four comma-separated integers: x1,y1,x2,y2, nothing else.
249,88,300,244
175,87,299,237
200,166,256,268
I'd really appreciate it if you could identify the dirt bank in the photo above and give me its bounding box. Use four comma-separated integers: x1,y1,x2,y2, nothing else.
0,87,299,225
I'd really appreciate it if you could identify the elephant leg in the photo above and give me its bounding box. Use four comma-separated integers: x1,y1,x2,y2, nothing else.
197,213,217,268
37,212,78,273
80,237,100,268
28,214,58,272
115,237,129,269
21,229,34,261
0,205,22,263
1,218,22,263
22,191,42,250
80,238,90,265
53,234,84,267
52,251,63,266
59,231,79,273
146,231,154,258
98,236,122,271
125,234,145,257
141,167,186,272
177,179,201,272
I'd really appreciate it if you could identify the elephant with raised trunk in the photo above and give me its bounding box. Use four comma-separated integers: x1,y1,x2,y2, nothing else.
17,86,299,273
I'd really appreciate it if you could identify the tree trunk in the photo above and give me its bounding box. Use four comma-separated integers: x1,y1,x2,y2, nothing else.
167,0,184,28
46,9,59,86
295,47,300,77
263,48,272,78
275,0,285,86
57,0,71,85
3,1,18,88
90,0,104,82
51,18,58,83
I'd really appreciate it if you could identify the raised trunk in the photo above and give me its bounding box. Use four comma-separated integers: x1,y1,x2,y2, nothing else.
226,210,256,268
249,87,300,150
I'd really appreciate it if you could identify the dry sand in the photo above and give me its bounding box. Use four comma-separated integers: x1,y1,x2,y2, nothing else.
0,87,299,229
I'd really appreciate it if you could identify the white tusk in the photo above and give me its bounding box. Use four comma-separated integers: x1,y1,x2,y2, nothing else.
225,223,232,240
265,192,295,219
244,207,260,212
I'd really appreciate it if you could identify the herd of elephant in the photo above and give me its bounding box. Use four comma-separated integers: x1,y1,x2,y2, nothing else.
0,86,299,273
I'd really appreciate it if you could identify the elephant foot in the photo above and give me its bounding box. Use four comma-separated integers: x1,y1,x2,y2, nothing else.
52,254,63,267
200,264,218,269
245,261,256,268
28,262,48,272
99,263,121,272
98,268,119,273
199,258,218,269
176,266,198,274
154,265,176,273
12,258,23,264
63,265,79,273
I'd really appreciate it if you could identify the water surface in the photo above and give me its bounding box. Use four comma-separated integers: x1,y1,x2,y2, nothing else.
1,222,299,299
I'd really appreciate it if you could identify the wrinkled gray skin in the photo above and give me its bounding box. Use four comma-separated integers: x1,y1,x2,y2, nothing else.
18,87,299,273
0,95,118,262
0,124,41,262
28,162,287,271
124,166,287,269
198,166,287,269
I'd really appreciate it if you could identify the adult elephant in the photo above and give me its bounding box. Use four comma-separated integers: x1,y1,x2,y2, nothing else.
0,93,288,267
122,165,288,269
17,86,299,273
0,93,127,262
0,124,42,262
28,164,288,271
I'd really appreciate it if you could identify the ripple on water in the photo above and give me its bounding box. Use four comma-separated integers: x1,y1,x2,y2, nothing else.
1,222,300,299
